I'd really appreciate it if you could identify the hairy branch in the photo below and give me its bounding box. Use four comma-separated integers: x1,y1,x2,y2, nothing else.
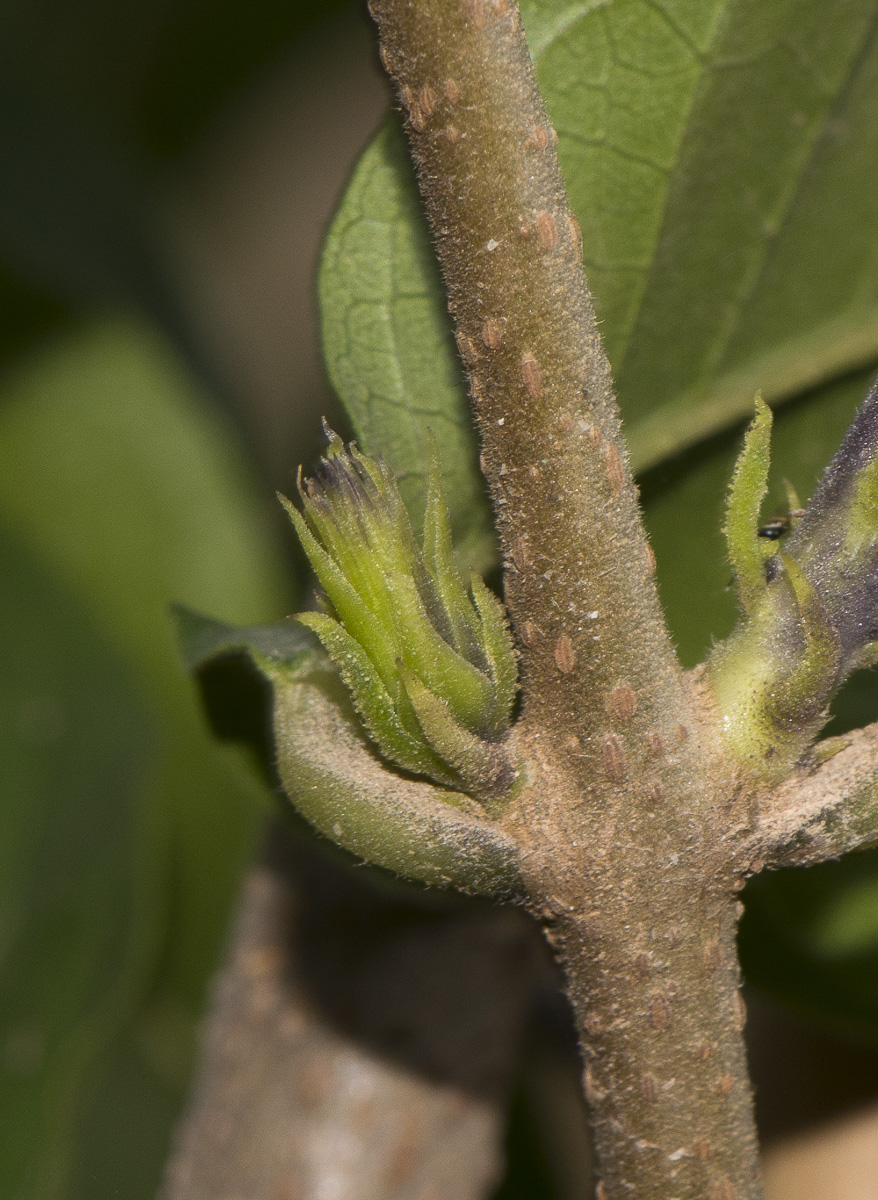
365,4,762,1199
368,0,683,749
748,724,878,869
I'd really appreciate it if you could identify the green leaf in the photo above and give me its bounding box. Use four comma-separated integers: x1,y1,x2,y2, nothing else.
174,603,314,675
0,317,291,1198
321,0,878,502
0,317,288,685
0,526,154,1200
319,121,496,572
613,0,878,468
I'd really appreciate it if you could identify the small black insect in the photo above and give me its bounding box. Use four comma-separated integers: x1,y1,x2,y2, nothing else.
758,508,806,540
758,517,790,540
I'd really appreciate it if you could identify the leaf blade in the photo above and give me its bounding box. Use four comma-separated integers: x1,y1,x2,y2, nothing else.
318,121,496,571
320,0,878,482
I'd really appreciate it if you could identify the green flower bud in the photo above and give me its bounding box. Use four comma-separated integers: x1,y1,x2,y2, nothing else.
281,427,518,806
711,382,878,778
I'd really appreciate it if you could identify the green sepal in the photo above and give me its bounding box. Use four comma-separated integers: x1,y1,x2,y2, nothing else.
844,450,878,558
296,610,455,784
400,667,518,810
782,477,803,516
847,640,878,674
422,449,484,663
774,552,842,720
279,494,398,688
711,379,878,779
273,656,523,895
284,462,496,728
725,395,773,614
809,734,854,766
381,567,496,731
707,553,843,779
470,574,519,734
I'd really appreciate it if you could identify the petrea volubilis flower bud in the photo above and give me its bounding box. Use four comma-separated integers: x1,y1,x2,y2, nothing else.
712,382,878,778
779,378,878,665
280,426,518,806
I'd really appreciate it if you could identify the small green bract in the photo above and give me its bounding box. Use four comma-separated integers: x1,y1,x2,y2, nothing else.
281,427,518,806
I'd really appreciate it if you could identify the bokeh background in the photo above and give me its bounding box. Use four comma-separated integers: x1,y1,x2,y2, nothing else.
0,3,386,1195
3,2,878,1197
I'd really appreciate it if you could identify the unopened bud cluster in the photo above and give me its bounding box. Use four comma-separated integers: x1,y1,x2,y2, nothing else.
712,383,878,777
282,428,518,805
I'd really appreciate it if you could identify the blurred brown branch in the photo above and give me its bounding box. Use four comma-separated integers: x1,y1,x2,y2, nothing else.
161,824,544,1200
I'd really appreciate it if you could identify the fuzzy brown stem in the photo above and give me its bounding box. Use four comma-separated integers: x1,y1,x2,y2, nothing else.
748,723,878,869
505,684,763,1198
525,837,760,1200
368,0,683,752
368,2,765,1197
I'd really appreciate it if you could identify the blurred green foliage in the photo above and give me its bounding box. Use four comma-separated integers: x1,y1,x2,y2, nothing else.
0,1,330,1192
0,529,154,1200
0,319,290,1198
0,0,348,158
4,0,878,1197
